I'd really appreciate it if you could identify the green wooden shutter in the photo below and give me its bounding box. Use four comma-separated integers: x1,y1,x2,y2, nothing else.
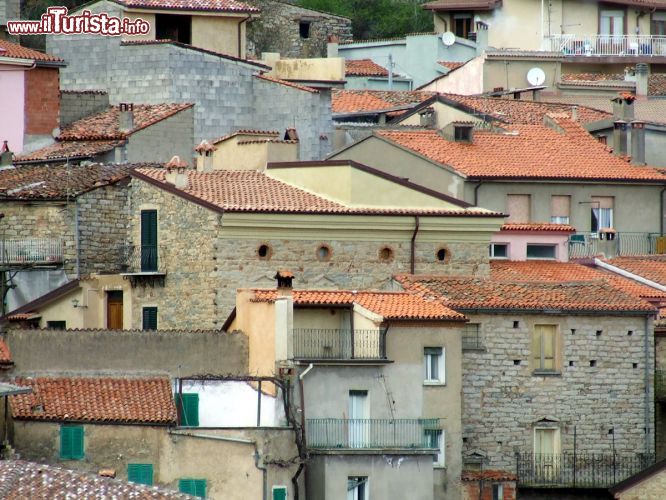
127,464,153,485
180,479,206,498
273,486,287,500
176,393,199,427
142,307,158,331
60,425,84,460
140,210,158,272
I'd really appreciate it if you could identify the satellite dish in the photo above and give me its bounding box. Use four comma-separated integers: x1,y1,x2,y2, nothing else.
527,67,546,86
441,32,456,46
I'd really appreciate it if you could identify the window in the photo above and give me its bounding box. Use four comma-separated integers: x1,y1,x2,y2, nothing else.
272,486,288,500
492,484,504,500
550,195,571,225
463,323,482,350
142,307,158,331
60,425,84,460
140,209,158,272
424,429,445,466
257,243,272,260
489,243,508,259
47,321,66,330
316,244,332,261
652,13,666,36
179,479,206,498
155,14,191,44
176,392,199,426
424,347,445,383
526,244,556,260
591,196,614,232
127,464,153,486
453,12,473,39
506,194,530,223
600,9,625,37
299,21,311,39
454,125,472,142
597,135,608,145
532,325,559,372
347,476,368,500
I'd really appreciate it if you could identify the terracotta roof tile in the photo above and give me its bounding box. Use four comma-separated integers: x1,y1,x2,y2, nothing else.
376,118,666,181
0,40,63,63
604,256,666,285
10,377,177,424
423,0,500,10
255,74,319,93
561,73,625,82
0,163,132,200
252,289,466,321
0,460,194,499
396,272,656,313
13,140,123,164
461,470,517,481
0,339,12,365
438,61,465,71
501,223,575,232
345,59,389,77
112,0,259,12
540,94,666,124
332,90,434,114
134,168,499,216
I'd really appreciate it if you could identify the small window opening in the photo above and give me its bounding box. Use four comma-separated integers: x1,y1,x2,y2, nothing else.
590,360,597,367
571,329,576,335
633,362,639,369
155,14,192,44
569,360,574,367
513,321,519,329
628,330,634,336
436,247,449,262
316,244,331,261
257,244,271,260
299,21,311,39
513,360,521,366
379,246,394,262
454,125,473,142
596,330,603,336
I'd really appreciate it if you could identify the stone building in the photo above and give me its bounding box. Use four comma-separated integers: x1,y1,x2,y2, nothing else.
0,0,19,38
246,0,351,58
126,159,503,329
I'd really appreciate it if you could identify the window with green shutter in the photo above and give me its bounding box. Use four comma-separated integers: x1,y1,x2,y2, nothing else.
273,486,287,500
59,425,84,460
175,392,199,427
179,479,207,498
127,463,153,485
140,210,158,272
142,307,158,331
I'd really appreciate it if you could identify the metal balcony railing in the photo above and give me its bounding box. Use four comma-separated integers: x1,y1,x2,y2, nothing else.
292,329,387,360
120,245,167,274
0,239,63,264
656,370,666,401
306,418,440,450
545,34,666,56
569,232,664,259
516,452,655,488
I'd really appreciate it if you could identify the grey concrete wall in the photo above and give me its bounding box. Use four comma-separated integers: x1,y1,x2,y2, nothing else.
48,13,333,161
247,0,352,58
128,107,194,164
0,0,19,26
5,328,248,376
461,313,654,471
307,454,434,500
59,91,110,128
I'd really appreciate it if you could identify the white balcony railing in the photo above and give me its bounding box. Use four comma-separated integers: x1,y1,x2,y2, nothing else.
0,239,63,264
545,34,666,57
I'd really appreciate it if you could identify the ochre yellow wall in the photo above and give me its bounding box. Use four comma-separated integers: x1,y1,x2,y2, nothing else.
268,58,345,82
192,15,243,56
235,289,277,379
212,136,298,170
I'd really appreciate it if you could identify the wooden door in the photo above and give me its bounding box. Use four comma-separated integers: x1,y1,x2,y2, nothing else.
107,291,123,330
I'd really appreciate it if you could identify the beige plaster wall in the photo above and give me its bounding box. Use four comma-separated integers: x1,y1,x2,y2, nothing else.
483,59,560,93
418,56,485,95
398,100,483,129
234,289,277,378
268,57,345,82
192,16,243,57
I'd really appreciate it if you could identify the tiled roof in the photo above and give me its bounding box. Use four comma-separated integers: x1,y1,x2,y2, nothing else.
0,460,194,499
501,223,575,232
461,470,517,481
438,61,465,71
58,103,193,140
604,256,666,286
376,118,666,181
13,140,123,164
649,74,666,96
0,339,12,366
252,289,466,321
542,94,666,124
396,273,656,313
255,74,319,93
112,0,259,12
437,94,611,125
423,0,500,10
562,73,624,82
11,377,177,424
345,59,389,77
134,168,498,216
332,89,434,114
0,40,63,64
0,163,132,200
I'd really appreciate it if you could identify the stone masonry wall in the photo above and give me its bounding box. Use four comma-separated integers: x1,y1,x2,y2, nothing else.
76,180,130,277
462,313,654,471
48,13,333,160
128,107,194,164
247,0,352,58
129,177,490,329
59,90,110,128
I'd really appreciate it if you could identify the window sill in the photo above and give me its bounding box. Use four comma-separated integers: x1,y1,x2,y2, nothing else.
423,381,446,386
434,465,447,470
532,370,561,377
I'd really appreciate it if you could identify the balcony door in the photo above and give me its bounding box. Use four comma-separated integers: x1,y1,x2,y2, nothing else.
534,427,560,482
140,210,158,272
349,390,369,448
600,10,624,38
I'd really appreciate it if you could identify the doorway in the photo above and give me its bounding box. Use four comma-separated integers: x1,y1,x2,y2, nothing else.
107,291,123,330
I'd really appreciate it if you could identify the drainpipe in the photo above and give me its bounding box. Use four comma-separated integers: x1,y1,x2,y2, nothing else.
294,364,313,499
254,449,268,500
645,315,652,455
410,216,420,274
74,198,80,278
473,181,484,207
661,187,666,235
238,16,251,58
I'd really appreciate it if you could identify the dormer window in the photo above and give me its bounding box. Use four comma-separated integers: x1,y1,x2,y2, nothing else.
454,124,473,142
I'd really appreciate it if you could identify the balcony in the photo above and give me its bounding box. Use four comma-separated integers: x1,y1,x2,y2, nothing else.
306,418,440,450
119,244,167,274
292,329,387,362
0,239,63,265
545,34,666,57
656,370,666,401
516,452,655,488
569,232,664,259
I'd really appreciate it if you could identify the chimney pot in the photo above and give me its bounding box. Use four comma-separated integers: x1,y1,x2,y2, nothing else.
613,120,629,156
0,140,12,166
630,120,646,165
194,141,216,172
274,269,294,290
119,103,134,133
165,156,189,189
635,63,649,97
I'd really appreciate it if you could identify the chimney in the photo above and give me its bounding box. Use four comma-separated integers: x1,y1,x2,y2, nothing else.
164,156,189,189
194,140,216,172
635,63,649,97
419,108,435,127
327,34,339,58
98,469,116,478
119,103,134,133
612,92,636,121
0,141,12,166
613,120,628,156
273,269,294,362
475,21,489,56
284,128,299,141
630,121,646,165
570,106,579,122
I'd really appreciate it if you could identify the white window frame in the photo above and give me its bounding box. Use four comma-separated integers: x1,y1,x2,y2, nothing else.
492,483,504,500
550,216,570,224
424,347,445,384
425,429,446,467
489,243,509,259
347,476,368,500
